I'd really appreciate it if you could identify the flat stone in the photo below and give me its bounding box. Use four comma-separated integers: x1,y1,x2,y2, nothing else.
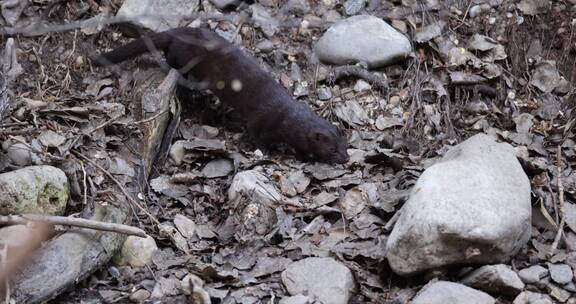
518,265,549,284
461,264,525,296
548,263,573,285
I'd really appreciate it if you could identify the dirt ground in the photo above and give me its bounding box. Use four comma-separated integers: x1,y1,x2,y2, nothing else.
1,0,575,303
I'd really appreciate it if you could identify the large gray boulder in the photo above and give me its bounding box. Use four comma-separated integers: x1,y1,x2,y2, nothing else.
386,134,531,275
314,15,411,69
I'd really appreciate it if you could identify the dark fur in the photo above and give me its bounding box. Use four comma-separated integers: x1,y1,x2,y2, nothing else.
93,28,348,164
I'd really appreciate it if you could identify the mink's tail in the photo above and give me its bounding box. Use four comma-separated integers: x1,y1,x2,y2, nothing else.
91,30,176,66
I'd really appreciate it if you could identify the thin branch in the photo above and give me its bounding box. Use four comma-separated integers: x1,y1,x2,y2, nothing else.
126,109,169,126
0,214,147,238
549,146,565,257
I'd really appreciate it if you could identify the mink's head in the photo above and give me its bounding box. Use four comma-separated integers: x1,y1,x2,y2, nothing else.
307,123,349,164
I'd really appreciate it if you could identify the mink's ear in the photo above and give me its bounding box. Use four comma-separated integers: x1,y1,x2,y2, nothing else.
310,131,330,143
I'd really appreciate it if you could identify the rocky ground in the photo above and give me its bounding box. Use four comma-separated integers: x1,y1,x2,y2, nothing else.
0,0,575,303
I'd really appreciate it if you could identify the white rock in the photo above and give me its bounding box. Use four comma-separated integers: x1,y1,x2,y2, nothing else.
386,134,531,275
0,166,69,215
461,264,525,296
117,0,199,32
281,257,355,304
113,235,158,267
315,15,411,68
412,281,495,304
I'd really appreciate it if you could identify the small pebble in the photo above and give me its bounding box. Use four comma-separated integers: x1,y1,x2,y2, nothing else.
389,95,401,106
293,81,309,97
130,289,151,303
548,283,571,303
317,87,332,100
353,79,371,92
344,0,365,15
469,4,490,18
75,55,84,67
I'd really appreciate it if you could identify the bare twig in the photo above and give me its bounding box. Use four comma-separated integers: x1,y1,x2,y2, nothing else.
0,214,147,238
72,151,161,226
80,160,88,207
126,109,169,126
549,146,565,257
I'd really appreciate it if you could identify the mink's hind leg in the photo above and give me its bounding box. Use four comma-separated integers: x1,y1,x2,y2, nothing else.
243,126,289,159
